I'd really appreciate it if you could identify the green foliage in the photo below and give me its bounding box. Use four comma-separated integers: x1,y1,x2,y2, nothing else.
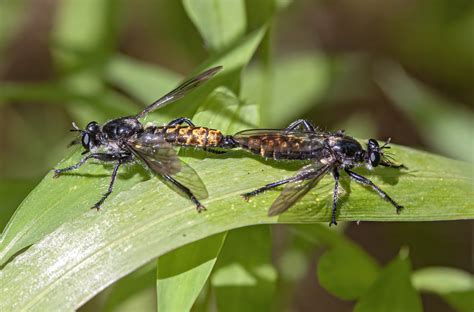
0,0,472,311
354,252,423,312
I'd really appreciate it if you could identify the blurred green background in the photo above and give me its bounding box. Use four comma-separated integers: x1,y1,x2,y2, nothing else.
0,0,472,311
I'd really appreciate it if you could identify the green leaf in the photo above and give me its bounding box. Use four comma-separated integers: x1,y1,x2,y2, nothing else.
412,267,474,312
101,263,157,312
412,267,473,294
443,290,474,312
212,226,277,311
241,53,330,127
156,233,226,312
0,179,36,231
354,253,423,312
0,144,471,309
183,0,246,52
317,245,380,300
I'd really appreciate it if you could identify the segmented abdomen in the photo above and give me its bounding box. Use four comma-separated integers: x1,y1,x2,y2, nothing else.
148,126,224,147
233,134,320,160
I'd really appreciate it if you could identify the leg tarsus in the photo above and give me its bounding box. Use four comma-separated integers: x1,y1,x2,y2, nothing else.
241,176,298,199
163,174,205,212
329,168,340,226
285,119,316,132
167,117,196,127
345,169,403,214
379,160,407,169
91,161,122,210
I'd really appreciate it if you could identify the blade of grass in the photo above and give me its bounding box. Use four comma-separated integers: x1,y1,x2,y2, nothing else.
354,252,423,312
0,144,471,310
182,0,246,52
156,233,226,312
212,226,277,312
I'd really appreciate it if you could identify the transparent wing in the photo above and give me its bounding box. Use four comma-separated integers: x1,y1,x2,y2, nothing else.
136,66,223,119
127,134,208,199
268,163,330,216
233,129,317,138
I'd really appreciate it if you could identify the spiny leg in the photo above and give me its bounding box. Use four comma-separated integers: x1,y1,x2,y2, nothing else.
345,169,403,214
92,161,122,210
330,168,340,226
53,153,119,178
285,119,316,132
163,174,206,212
167,117,196,127
242,176,300,200
379,160,407,169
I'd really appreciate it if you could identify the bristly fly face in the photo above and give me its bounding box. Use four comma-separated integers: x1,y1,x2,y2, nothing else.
234,119,405,226
55,66,223,211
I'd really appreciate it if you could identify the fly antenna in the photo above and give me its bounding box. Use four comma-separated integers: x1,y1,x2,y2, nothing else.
70,122,82,133
381,137,392,149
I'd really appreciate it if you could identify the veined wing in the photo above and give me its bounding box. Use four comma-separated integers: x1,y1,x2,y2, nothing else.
268,163,330,216
127,133,208,199
136,66,223,119
233,129,319,138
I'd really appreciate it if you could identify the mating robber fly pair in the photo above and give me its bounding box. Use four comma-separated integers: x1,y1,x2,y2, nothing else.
54,66,405,225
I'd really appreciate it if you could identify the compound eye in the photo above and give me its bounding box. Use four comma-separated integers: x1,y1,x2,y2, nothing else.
368,139,379,150
86,121,98,133
82,133,90,149
369,151,381,167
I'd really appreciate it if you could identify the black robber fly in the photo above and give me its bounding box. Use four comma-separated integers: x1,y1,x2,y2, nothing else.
231,119,406,225
53,66,223,211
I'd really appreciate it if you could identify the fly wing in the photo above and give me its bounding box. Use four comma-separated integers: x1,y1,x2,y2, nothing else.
233,129,317,138
127,134,208,199
136,66,222,119
268,163,330,216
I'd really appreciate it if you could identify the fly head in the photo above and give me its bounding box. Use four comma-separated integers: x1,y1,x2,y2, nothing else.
366,138,392,167
69,121,102,153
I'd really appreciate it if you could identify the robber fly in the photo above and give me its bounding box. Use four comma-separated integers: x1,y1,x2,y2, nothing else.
53,66,223,211
231,119,405,226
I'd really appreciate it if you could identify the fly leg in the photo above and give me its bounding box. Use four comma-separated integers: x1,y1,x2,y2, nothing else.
330,168,340,226
167,117,196,127
285,119,316,132
241,176,299,200
379,160,407,169
92,160,123,210
163,174,206,212
345,169,403,214
53,153,121,178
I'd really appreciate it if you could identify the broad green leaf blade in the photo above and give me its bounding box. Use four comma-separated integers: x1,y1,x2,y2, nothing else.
317,245,380,300
241,53,330,127
183,0,246,52
0,145,471,309
212,226,277,312
156,233,226,312
354,253,423,312
0,27,266,267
